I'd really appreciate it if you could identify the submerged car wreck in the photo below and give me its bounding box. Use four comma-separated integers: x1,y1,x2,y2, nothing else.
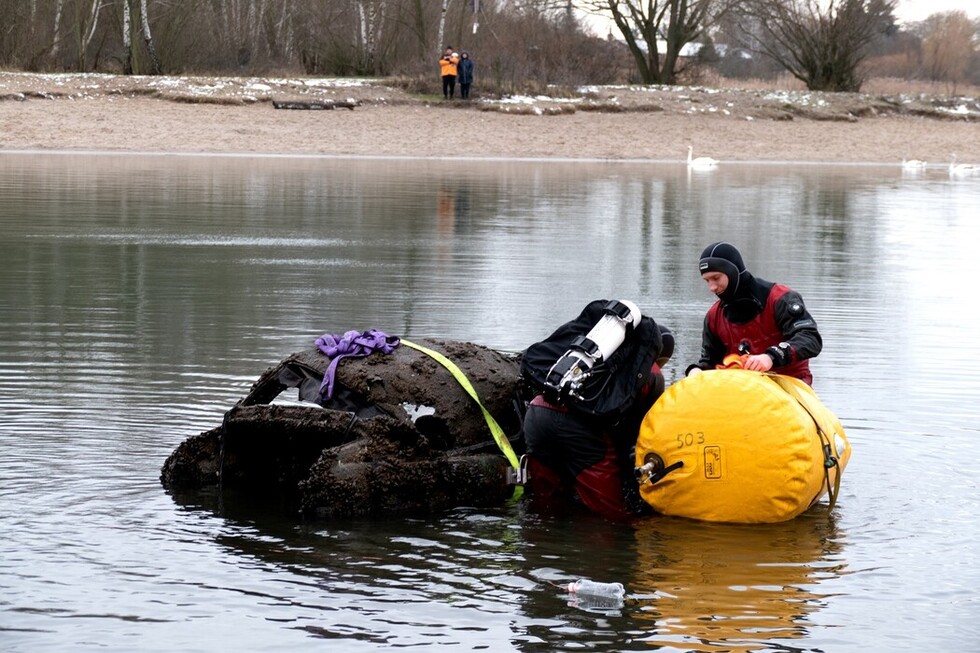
160,337,527,518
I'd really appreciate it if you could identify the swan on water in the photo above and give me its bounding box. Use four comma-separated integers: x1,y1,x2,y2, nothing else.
949,155,978,176
688,145,718,169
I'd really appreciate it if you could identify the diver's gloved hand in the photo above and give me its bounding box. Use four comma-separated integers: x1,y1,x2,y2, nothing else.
656,327,674,368
765,342,793,367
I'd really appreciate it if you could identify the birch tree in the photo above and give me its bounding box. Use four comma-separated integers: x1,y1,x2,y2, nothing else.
51,0,64,61
275,0,296,62
139,0,162,73
72,0,104,70
357,0,387,73
122,0,161,74
122,0,132,73
437,0,451,55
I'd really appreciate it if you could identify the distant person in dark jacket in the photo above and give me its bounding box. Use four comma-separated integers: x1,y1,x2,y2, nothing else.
458,51,474,99
686,241,822,385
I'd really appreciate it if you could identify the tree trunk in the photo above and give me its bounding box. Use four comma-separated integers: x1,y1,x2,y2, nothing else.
51,0,64,62
437,0,450,55
80,0,103,70
356,0,387,74
410,0,429,61
275,0,294,61
139,0,162,74
122,0,132,74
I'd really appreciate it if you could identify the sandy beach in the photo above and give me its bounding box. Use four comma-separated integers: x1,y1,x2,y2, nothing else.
1,71,977,164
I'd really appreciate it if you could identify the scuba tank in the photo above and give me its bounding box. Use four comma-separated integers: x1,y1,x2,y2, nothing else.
543,300,641,405
521,299,668,419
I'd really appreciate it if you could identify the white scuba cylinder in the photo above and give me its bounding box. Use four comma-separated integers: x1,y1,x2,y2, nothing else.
586,299,641,359
545,300,641,401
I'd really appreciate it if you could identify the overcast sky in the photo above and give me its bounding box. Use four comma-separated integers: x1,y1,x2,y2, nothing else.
895,0,978,23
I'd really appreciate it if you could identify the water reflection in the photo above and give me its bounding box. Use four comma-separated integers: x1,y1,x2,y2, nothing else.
628,515,844,651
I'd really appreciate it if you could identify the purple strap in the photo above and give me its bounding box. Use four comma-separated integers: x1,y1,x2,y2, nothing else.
314,329,400,399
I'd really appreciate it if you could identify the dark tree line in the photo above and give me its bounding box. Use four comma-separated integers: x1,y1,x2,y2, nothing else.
0,0,623,89
1,0,976,93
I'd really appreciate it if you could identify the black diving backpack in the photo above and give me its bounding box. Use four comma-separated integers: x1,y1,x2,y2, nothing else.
519,299,667,420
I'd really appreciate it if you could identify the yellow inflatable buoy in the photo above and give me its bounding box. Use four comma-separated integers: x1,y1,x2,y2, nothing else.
635,369,850,523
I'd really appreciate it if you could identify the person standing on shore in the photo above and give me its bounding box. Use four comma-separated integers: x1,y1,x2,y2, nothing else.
458,51,474,99
686,241,822,385
439,46,459,99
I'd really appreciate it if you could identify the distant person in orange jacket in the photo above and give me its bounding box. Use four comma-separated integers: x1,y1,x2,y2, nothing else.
439,46,459,99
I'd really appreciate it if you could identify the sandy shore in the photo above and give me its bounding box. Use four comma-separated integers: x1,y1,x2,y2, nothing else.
1,72,978,164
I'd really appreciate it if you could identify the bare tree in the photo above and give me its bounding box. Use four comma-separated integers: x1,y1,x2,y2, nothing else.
51,0,65,62
577,0,737,84
69,0,105,70
275,0,296,62
921,10,975,92
139,0,162,72
121,0,160,73
357,0,388,73
736,0,896,92
122,0,132,73
437,0,453,56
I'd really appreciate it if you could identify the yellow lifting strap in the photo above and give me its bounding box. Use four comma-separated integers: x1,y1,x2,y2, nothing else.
399,339,521,471
769,375,844,511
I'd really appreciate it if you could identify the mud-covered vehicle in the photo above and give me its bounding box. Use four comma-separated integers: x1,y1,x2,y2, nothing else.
160,338,526,518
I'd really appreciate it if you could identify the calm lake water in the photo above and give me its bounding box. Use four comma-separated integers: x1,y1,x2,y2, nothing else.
1,152,978,652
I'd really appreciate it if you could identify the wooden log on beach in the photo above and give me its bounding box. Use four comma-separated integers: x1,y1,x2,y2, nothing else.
272,99,356,111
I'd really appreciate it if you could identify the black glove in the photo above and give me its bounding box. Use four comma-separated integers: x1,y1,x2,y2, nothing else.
765,342,792,367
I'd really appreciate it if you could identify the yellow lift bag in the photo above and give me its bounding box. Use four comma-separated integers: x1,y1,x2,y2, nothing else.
635,369,850,523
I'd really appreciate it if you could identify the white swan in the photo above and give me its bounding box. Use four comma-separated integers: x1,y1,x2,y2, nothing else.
902,157,927,170
949,154,978,177
688,145,718,169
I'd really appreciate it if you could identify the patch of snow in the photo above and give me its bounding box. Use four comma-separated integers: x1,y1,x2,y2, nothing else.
938,104,971,115
687,86,722,94
497,95,536,105
577,84,674,94
302,78,371,88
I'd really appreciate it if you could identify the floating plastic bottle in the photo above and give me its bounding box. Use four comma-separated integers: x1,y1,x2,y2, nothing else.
566,579,626,599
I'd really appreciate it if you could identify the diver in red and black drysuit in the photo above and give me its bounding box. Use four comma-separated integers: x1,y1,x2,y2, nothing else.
520,300,673,520
686,241,822,385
